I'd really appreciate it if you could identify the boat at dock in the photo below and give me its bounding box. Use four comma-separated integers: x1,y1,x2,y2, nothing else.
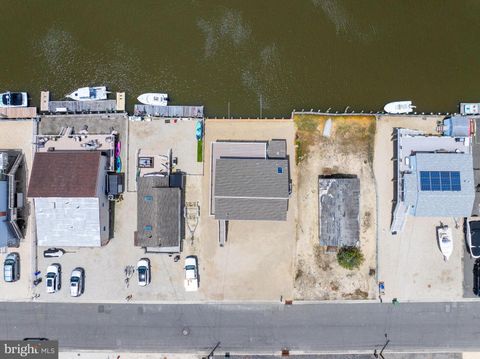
0,91,28,108
384,101,415,114
66,86,110,101
437,225,453,261
137,93,169,106
460,103,480,115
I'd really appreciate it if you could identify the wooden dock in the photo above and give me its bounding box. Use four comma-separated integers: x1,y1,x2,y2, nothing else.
134,104,204,118
0,107,37,119
47,100,118,113
40,91,49,112
116,92,125,112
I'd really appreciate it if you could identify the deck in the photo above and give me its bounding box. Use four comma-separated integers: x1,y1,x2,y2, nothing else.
0,107,37,119
134,104,204,118
47,100,118,113
41,90,125,114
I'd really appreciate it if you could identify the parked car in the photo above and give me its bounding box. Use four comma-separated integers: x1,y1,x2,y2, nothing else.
70,268,84,297
474,259,480,296
184,256,199,292
3,253,20,282
467,221,480,258
45,264,61,293
137,258,150,286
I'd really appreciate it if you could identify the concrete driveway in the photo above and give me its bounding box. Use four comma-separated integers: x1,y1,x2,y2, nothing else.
375,115,463,301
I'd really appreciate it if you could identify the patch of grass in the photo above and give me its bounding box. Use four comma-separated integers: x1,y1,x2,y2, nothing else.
197,139,203,162
314,245,332,271
343,288,369,300
337,246,365,270
295,268,304,281
295,115,319,132
295,138,305,164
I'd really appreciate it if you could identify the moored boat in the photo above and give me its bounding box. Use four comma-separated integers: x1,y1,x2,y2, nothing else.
384,101,415,114
137,93,168,106
0,91,28,108
66,86,109,101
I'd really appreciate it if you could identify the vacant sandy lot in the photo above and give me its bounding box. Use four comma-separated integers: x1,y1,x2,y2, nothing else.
0,120,35,301
198,119,296,300
375,115,463,301
293,114,377,300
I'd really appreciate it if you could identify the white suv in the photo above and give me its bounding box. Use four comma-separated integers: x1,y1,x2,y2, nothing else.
46,264,61,293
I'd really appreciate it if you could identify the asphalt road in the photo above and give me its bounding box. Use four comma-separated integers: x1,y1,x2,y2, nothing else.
0,301,479,353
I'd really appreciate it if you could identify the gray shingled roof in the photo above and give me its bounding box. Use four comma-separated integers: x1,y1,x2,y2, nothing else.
405,153,475,217
215,159,289,198
136,176,181,249
267,140,286,159
318,177,360,248
215,198,288,221
214,158,289,221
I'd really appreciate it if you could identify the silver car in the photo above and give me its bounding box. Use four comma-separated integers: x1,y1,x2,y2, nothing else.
3,253,20,282
70,268,84,297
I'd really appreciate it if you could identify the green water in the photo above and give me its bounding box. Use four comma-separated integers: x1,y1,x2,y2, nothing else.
1,0,480,117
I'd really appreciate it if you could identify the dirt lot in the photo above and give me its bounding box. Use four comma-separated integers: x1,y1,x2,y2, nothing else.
293,114,377,300
0,120,36,301
375,115,463,301
198,119,297,301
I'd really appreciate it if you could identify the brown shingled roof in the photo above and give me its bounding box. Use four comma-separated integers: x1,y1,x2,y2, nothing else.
28,151,102,198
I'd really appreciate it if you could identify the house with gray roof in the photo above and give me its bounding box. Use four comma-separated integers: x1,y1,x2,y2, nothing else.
210,140,290,244
134,174,183,253
391,128,475,233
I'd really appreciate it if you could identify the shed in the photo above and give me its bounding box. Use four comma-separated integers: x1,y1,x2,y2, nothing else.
318,176,360,250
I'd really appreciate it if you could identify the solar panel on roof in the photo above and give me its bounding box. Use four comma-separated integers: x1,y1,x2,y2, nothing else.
419,171,461,192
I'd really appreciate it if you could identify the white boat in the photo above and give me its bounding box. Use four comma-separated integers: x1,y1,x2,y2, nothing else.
437,225,453,261
460,103,480,115
137,93,168,106
66,86,109,101
0,92,28,108
384,101,415,114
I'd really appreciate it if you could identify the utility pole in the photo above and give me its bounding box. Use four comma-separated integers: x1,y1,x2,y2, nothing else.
204,341,221,359
260,94,263,119
374,333,390,359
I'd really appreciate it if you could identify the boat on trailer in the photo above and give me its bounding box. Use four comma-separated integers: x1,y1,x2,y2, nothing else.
437,225,453,261
384,101,415,114
137,93,168,106
66,86,109,101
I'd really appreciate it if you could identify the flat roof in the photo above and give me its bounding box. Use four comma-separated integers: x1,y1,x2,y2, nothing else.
34,197,102,247
404,153,475,217
319,177,360,248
